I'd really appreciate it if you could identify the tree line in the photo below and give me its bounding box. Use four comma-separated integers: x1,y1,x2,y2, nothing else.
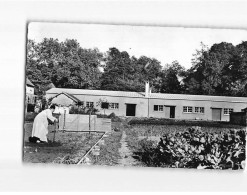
26,38,247,97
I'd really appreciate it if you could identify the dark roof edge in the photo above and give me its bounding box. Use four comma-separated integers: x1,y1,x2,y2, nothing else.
53,92,82,103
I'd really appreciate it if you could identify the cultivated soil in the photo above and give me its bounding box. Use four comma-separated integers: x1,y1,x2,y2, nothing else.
23,119,245,166
23,123,103,164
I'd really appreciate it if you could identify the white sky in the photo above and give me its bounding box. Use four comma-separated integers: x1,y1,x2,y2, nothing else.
28,22,247,69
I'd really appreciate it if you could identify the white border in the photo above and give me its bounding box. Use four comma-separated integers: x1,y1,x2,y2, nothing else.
0,0,247,192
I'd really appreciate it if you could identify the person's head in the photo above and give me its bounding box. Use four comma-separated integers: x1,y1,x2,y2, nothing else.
50,104,56,112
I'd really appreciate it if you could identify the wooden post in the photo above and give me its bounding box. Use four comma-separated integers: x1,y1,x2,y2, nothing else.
63,110,66,131
89,110,91,135
25,96,27,117
53,122,56,142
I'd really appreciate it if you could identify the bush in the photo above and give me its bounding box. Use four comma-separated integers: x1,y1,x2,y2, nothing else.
27,104,35,112
133,139,166,167
134,127,246,169
25,112,38,122
69,105,98,115
97,112,122,122
128,117,244,128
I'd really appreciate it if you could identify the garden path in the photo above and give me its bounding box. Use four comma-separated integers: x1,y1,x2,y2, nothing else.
118,131,137,166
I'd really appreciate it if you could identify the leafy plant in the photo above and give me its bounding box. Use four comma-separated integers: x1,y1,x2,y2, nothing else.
134,127,246,170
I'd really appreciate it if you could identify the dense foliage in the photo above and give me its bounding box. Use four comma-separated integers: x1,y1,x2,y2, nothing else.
135,127,246,169
27,38,247,97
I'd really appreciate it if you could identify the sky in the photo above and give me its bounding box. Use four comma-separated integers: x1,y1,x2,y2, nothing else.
28,22,247,69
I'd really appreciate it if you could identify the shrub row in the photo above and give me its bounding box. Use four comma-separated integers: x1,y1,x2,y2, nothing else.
128,117,244,128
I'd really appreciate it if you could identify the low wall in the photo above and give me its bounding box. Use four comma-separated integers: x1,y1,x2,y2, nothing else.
230,112,247,126
58,114,111,132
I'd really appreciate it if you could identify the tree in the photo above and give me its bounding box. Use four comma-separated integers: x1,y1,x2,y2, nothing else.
26,39,59,95
26,38,103,93
160,61,185,94
101,48,136,91
183,42,239,96
230,41,247,96
100,48,162,92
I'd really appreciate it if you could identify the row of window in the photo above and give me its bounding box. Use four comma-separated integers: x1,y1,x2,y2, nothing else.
79,101,119,110
183,106,204,114
153,105,234,115
79,101,235,114
102,102,119,109
183,106,234,115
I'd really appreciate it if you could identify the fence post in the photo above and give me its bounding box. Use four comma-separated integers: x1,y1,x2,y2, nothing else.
89,110,91,134
63,110,66,130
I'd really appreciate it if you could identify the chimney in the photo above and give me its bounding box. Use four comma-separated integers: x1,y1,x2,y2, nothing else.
145,81,150,97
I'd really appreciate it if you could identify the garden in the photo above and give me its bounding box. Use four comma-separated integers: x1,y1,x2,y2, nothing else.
125,119,246,170
23,117,246,170
23,121,122,165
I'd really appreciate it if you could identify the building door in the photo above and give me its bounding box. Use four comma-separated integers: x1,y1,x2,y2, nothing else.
165,106,176,118
170,106,175,118
126,104,136,116
212,108,221,121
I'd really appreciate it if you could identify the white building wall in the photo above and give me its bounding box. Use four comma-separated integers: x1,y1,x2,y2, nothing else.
149,98,247,121
46,92,247,121
51,94,75,106
26,86,34,95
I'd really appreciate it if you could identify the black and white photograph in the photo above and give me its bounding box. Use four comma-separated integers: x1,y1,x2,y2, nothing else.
23,22,246,170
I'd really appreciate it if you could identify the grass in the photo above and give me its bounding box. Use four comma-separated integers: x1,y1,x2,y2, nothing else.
88,121,124,166
88,130,122,166
23,123,103,164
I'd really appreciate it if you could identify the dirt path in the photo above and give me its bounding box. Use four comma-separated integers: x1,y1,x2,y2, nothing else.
118,131,137,166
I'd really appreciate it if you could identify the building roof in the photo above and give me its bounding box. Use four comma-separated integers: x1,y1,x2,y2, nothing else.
46,88,247,103
26,78,34,87
148,93,247,103
53,92,82,103
47,88,144,98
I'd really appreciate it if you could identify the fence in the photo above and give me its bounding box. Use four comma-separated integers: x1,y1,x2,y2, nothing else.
58,114,111,132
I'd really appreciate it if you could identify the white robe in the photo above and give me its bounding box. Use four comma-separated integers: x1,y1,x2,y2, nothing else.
31,109,57,142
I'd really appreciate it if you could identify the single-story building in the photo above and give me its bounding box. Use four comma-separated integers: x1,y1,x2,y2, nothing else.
50,92,81,114
46,82,247,121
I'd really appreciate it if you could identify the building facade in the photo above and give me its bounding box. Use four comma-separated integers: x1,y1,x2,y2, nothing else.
46,82,247,121
26,78,36,104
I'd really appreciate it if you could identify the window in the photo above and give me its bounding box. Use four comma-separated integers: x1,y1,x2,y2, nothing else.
86,102,94,108
224,108,234,115
109,103,119,109
78,101,84,107
154,105,164,111
195,107,205,114
183,106,193,113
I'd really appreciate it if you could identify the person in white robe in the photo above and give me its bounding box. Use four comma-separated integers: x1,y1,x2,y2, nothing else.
31,104,58,143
